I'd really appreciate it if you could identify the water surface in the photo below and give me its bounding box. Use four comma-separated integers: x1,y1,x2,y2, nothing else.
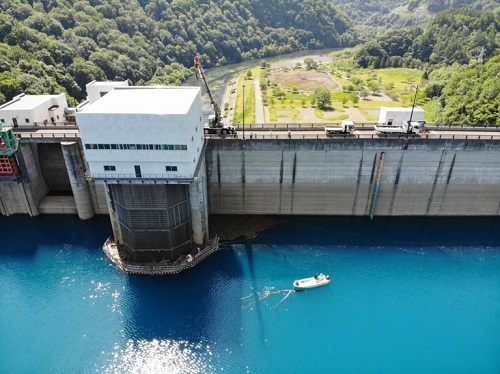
1,215,499,373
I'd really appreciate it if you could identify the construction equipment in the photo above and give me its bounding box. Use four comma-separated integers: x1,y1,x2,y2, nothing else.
194,56,236,135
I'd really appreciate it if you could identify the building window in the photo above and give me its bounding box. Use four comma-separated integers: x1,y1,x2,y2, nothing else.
165,166,177,172
84,143,188,151
104,165,116,171
25,119,30,123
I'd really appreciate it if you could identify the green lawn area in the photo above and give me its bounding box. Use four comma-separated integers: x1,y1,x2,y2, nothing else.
230,57,427,124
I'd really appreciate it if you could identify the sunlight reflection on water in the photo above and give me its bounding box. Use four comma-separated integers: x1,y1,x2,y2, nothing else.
102,339,215,374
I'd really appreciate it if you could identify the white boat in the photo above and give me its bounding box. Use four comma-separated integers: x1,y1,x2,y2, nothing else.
293,273,331,290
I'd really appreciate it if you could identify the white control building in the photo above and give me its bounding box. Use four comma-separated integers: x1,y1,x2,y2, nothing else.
77,86,209,262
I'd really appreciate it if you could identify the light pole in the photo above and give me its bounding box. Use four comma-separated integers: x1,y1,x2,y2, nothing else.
408,86,418,133
242,85,245,139
409,85,419,124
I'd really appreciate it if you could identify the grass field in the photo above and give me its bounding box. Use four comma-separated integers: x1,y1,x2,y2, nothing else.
222,51,427,125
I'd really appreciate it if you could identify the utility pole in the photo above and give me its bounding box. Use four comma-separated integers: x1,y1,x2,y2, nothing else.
242,85,245,139
408,86,418,132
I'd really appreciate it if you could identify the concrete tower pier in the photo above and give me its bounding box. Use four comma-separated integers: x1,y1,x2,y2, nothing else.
61,141,95,220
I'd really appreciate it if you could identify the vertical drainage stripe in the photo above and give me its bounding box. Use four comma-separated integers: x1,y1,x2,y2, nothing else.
279,151,284,214
290,153,297,212
389,154,404,214
426,150,446,215
439,153,456,213
351,152,364,215
241,151,245,211
217,152,222,211
446,154,456,185
369,151,385,220
365,153,379,215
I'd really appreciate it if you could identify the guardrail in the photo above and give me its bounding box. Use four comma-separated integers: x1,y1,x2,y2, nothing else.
86,170,197,182
103,236,220,275
206,133,500,140
231,123,500,130
16,132,80,139
19,121,78,129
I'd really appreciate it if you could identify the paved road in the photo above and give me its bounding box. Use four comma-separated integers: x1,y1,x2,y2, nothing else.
213,129,500,140
254,75,264,124
14,126,500,141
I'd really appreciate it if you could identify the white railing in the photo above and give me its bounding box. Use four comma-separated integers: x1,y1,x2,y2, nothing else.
103,236,220,275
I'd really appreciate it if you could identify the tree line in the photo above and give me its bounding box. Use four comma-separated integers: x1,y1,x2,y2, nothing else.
351,8,499,124
0,0,356,105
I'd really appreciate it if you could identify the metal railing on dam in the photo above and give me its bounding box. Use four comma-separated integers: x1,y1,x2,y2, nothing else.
230,122,500,130
10,122,500,143
206,132,500,140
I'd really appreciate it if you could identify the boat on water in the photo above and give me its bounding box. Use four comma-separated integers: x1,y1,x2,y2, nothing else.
293,273,331,290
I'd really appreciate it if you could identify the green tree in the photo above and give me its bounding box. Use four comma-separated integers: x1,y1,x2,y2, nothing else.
304,57,318,70
367,80,381,95
314,88,331,109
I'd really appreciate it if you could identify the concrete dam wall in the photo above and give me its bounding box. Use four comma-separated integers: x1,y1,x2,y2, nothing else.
206,139,500,217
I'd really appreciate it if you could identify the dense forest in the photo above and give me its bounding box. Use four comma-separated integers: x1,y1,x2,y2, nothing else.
0,0,498,123
354,8,499,68
0,0,355,104
331,0,500,37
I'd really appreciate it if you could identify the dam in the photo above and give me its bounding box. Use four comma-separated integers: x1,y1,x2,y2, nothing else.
206,138,500,217
1,84,500,269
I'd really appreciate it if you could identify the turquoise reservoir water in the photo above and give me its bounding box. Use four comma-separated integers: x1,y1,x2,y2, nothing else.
1,215,499,373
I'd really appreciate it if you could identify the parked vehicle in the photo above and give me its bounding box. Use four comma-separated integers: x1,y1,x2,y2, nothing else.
374,120,425,135
194,56,236,136
325,120,355,136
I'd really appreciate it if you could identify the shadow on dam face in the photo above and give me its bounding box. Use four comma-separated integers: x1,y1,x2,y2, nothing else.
38,143,72,194
223,215,500,249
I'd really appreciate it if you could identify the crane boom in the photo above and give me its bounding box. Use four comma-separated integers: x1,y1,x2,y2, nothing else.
194,56,220,127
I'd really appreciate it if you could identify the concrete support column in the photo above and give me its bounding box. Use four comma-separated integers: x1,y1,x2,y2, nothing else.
104,184,123,245
61,141,95,220
189,181,204,245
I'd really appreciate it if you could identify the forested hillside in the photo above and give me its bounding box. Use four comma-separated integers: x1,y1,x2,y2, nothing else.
348,7,499,124
354,8,499,68
0,0,356,105
331,0,499,37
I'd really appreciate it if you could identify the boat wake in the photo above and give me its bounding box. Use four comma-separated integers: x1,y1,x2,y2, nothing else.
239,287,296,309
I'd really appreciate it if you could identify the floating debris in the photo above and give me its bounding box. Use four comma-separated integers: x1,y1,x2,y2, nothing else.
240,287,296,308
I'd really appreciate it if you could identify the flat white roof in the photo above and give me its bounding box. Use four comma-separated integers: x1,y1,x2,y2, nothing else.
0,95,60,111
80,86,200,115
87,81,128,87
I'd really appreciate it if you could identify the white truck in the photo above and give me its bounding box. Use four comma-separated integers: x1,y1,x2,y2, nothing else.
376,106,425,135
325,120,355,136
374,120,425,135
